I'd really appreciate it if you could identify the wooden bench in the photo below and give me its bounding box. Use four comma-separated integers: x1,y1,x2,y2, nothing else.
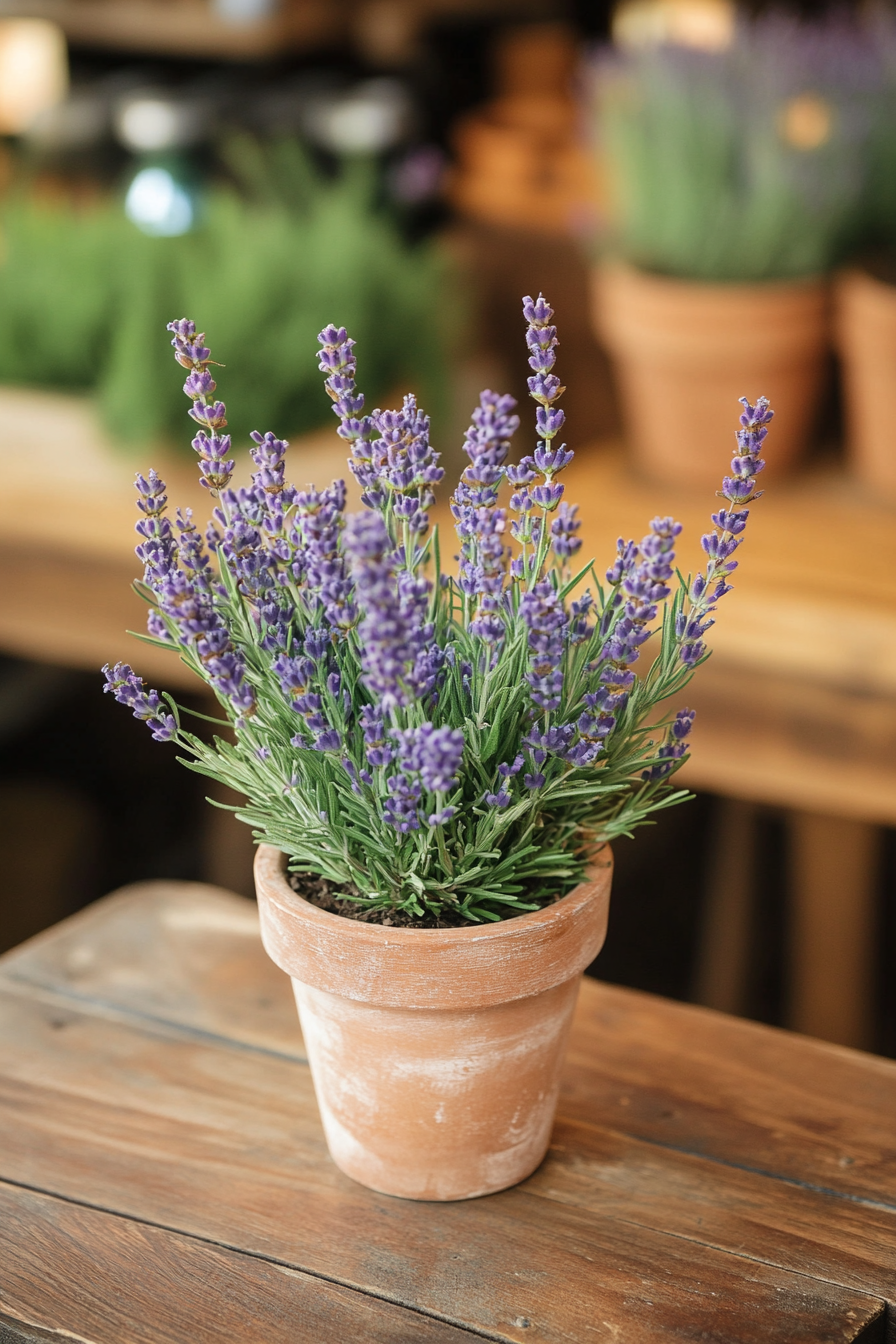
0,881,893,1342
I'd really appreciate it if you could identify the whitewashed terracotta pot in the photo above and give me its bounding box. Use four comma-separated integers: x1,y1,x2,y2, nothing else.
592,262,829,487
255,843,613,1201
834,267,896,500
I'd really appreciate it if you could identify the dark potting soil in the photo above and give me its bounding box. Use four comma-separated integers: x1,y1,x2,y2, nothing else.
287,870,531,928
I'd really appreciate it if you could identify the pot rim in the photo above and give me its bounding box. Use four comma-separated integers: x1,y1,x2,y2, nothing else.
254,842,613,1010
594,256,828,295
256,842,609,941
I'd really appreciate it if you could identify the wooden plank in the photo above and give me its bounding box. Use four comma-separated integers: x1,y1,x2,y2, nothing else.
678,660,896,825
0,883,302,1058
0,1182,480,1344
563,981,896,1208
532,1120,896,1320
0,983,887,1344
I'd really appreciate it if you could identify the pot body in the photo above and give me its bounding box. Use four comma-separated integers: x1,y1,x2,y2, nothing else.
592,263,829,488
835,268,896,499
255,844,613,1201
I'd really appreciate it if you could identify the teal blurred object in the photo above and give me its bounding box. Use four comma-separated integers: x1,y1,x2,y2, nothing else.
0,138,452,447
124,159,198,237
591,16,882,282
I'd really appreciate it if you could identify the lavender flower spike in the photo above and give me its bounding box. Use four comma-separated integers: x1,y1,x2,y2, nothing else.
384,724,464,832
520,580,568,711
317,323,375,490
642,707,695,781
451,389,518,643
510,295,574,580
102,662,177,740
167,319,235,493
677,396,773,666
343,511,433,711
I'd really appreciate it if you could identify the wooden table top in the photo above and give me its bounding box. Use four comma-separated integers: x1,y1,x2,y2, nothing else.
0,881,894,1343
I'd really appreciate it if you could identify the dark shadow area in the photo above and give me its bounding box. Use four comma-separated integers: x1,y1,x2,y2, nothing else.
0,656,208,954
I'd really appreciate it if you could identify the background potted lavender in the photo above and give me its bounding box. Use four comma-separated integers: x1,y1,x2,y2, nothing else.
588,13,873,487
103,295,771,1199
834,15,896,501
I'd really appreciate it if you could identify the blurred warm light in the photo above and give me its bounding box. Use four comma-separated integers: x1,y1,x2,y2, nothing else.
779,94,833,151
115,95,206,153
0,19,68,135
302,79,410,155
125,167,194,237
613,0,734,51
212,0,279,21
118,99,183,152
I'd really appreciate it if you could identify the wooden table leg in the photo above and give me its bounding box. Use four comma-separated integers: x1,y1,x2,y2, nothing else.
692,799,757,1016
787,811,881,1050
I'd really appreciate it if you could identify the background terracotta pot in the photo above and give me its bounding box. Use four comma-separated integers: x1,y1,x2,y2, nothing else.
834,268,896,500
255,844,612,1201
592,263,830,488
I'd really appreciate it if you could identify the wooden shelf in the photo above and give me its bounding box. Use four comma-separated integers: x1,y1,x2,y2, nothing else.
0,0,339,60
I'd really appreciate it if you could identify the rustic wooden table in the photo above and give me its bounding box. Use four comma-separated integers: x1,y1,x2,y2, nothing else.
0,880,894,1343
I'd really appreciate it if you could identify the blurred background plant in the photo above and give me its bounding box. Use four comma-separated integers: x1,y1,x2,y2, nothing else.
590,13,883,281
0,136,453,446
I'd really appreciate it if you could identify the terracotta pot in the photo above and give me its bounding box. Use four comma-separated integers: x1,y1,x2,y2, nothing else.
592,262,830,488
255,843,612,1201
834,268,896,499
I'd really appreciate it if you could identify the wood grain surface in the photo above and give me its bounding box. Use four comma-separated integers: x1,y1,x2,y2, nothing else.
0,885,893,1342
0,1183,480,1344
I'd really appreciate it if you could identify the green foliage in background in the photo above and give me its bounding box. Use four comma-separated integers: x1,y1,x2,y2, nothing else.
0,140,452,446
592,19,879,282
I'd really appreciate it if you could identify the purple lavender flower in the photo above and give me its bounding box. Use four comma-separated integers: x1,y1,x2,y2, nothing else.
367,395,444,525
343,511,434,710
295,481,356,632
102,663,177,740
594,515,682,709
520,580,568,711
551,502,582,561
134,469,256,719
383,771,422,833
134,469,177,592
360,704,393,769
167,320,235,493
382,723,464,832
416,724,464,793
677,397,772,666
451,390,518,644
508,295,574,578
642,707,696,780
483,754,525,807
317,324,375,474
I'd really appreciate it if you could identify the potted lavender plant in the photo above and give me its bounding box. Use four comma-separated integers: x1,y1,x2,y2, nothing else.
834,17,896,500
104,295,772,1201
589,14,874,487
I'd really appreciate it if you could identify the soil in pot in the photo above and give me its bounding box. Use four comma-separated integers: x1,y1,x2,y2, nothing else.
592,262,829,489
256,844,613,1201
835,264,896,500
